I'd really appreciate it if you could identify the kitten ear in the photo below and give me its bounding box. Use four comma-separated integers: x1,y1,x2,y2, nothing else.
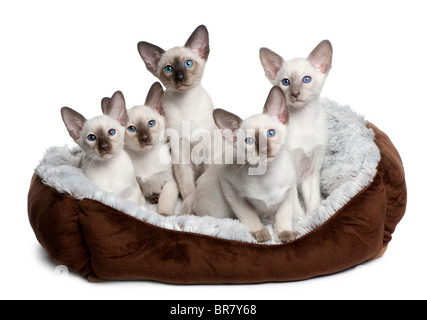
100,97,111,115
104,91,128,126
259,47,285,82
307,40,333,74
184,25,210,60
213,108,242,132
61,107,86,141
137,41,165,74
263,86,289,125
144,82,164,116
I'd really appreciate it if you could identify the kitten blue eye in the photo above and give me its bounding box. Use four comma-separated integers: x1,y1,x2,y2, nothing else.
267,129,275,137
87,134,96,142
147,120,156,127
302,76,311,83
127,126,136,132
184,60,193,68
164,65,173,73
282,78,291,86
245,137,255,145
108,129,116,136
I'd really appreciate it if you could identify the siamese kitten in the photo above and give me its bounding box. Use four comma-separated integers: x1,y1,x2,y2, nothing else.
61,91,145,205
123,82,179,216
259,40,332,214
137,25,215,200
183,86,304,243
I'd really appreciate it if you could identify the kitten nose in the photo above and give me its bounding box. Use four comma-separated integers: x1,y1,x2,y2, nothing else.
99,142,110,151
291,90,300,98
140,135,149,143
175,70,185,83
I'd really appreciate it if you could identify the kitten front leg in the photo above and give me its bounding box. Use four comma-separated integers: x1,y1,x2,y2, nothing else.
301,153,323,214
170,136,196,199
135,176,147,206
301,147,324,214
274,188,302,243
127,179,146,206
301,172,321,214
221,181,271,242
138,193,147,206
173,163,196,199
181,192,195,215
127,190,146,206
157,178,179,216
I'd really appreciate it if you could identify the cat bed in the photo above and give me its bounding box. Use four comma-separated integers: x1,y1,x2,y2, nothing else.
27,98,406,283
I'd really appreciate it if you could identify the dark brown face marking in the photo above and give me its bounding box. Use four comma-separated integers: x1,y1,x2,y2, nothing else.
135,123,153,148
173,58,186,83
158,53,202,91
251,130,273,158
95,128,112,156
138,124,150,146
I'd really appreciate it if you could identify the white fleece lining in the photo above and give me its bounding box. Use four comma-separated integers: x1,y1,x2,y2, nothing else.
35,98,381,244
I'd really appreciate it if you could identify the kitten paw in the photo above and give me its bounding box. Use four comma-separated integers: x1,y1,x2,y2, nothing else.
250,227,271,243
150,193,160,204
277,230,298,243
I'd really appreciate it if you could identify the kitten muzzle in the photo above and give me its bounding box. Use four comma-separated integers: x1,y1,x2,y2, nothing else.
97,140,113,157
291,90,301,98
98,142,111,152
139,134,150,143
138,130,152,148
138,139,154,149
174,69,186,84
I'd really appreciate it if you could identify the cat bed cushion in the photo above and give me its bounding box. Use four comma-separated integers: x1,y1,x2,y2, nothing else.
27,99,407,283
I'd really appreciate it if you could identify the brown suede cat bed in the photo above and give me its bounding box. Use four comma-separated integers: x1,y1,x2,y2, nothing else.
28,100,406,283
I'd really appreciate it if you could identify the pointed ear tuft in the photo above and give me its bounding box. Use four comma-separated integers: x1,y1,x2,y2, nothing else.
104,91,128,126
100,97,111,115
259,47,285,82
263,86,289,125
144,82,164,115
307,40,333,74
61,107,86,141
185,25,210,60
137,41,165,74
213,108,242,132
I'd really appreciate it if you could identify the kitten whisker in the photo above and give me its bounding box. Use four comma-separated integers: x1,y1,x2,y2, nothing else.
81,153,97,171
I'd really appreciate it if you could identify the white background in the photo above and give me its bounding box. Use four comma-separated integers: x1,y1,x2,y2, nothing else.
1,0,426,300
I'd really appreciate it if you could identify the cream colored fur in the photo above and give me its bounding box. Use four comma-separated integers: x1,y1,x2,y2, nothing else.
260,40,332,214
39,98,380,244
60,92,144,205
137,25,215,199
125,83,179,216
184,87,304,243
